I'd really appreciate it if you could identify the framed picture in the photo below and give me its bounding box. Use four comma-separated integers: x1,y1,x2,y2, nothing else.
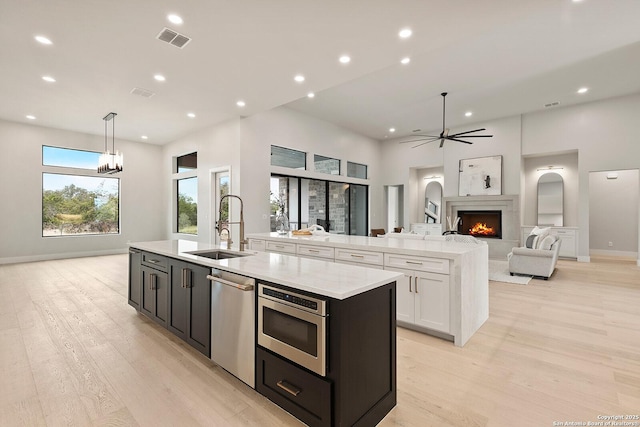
458,155,502,196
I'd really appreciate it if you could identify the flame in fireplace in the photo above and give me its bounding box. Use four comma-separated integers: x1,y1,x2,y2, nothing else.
469,222,496,236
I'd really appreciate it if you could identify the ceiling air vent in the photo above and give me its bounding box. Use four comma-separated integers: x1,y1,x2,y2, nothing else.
130,87,155,98
156,27,191,49
544,101,560,108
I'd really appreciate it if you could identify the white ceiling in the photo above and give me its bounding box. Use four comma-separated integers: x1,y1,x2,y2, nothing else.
1,0,640,145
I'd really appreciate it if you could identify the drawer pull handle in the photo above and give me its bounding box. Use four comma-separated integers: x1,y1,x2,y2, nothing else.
405,260,423,265
277,380,301,397
275,245,285,249
350,254,364,258
308,249,320,253
147,259,161,264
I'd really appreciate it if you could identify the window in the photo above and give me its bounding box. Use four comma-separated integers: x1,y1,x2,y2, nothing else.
347,161,367,179
43,145,100,170
175,152,198,234
314,155,340,175
42,173,119,236
177,152,197,172
271,174,368,235
42,146,120,237
271,145,306,169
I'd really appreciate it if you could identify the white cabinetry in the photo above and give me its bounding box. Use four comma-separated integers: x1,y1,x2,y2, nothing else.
384,254,450,334
334,248,383,267
296,244,335,260
521,226,577,258
248,239,266,252
410,223,443,236
265,240,297,254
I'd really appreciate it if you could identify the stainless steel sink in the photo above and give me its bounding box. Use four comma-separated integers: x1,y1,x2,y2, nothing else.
185,250,254,260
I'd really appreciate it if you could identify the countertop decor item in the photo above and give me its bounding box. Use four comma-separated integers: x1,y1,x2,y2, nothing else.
97,112,123,174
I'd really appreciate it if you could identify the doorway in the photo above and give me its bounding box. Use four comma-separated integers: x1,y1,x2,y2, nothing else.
211,168,230,245
386,185,404,232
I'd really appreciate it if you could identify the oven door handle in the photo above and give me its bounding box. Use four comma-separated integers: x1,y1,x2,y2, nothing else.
207,274,254,291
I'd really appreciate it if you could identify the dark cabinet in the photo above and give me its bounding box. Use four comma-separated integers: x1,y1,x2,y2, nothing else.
128,249,142,310
168,260,211,357
140,253,169,328
256,281,396,427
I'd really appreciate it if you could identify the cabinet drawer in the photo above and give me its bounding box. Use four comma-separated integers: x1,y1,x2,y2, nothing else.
248,239,266,252
257,348,331,427
297,244,335,260
334,248,383,266
384,253,449,274
142,252,168,272
265,241,297,254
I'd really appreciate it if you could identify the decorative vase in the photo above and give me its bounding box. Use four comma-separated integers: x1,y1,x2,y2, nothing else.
275,211,289,234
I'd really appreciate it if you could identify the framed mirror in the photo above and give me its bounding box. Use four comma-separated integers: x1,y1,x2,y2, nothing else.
425,181,442,223
537,172,563,226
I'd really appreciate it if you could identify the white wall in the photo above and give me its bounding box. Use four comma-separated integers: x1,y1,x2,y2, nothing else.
381,115,522,228
0,119,165,263
522,92,640,260
589,169,639,256
162,106,384,244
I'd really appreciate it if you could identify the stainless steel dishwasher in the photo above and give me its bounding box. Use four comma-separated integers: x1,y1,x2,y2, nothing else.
207,269,256,388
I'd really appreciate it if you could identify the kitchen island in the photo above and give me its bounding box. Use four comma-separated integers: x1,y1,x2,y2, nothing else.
247,232,489,347
128,239,401,427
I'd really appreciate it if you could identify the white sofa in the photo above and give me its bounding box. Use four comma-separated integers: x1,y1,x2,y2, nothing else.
508,238,561,280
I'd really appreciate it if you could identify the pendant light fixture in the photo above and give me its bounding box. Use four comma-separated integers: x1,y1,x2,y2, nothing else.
98,112,123,174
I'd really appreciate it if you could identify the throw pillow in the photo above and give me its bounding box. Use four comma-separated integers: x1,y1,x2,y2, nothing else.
525,234,537,248
539,234,557,250
530,226,551,236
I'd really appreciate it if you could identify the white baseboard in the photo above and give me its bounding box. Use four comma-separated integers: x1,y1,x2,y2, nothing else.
589,249,638,259
577,256,591,263
0,248,128,265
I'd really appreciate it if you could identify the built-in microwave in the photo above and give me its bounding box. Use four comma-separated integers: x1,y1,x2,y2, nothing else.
257,283,328,376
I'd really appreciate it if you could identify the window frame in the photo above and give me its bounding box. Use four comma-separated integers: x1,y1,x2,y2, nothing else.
41,145,121,238
173,152,199,235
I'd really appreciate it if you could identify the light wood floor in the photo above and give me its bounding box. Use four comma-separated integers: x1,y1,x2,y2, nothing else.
1,255,639,426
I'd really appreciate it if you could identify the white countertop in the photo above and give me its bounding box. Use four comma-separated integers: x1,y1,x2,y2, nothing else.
129,240,402,300
246,232,486,260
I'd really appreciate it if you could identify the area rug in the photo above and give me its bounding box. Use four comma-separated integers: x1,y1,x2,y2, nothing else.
488,259,531,285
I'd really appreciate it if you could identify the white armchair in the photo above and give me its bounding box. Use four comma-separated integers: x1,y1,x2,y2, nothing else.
508,237,561,280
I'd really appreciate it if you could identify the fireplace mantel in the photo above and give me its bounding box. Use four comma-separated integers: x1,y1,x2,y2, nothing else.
443,195,520,259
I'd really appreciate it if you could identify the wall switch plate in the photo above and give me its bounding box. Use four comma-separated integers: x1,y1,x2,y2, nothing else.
608,241,613,247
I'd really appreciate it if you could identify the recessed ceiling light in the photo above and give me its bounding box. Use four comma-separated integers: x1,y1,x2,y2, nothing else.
187,112,196,118
167,14,183,24
577,87,589,94
339,55,351,64
141,135,148,140
154,74,166,82
399,28,412,39
294,74,305,83
236,100,246,107
400,57,411,65
307,92,315,98
389,127,396,133
26,115,36,120
42,76,56,83
465,111,473,117
35,35,52,45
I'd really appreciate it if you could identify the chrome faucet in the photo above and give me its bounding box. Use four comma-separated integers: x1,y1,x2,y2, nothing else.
216,194,247,251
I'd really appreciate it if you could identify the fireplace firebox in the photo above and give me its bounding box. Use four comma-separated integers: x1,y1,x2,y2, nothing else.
457,210,502,239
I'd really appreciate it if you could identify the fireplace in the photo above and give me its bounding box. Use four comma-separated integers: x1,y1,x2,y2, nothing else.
457,210,502,239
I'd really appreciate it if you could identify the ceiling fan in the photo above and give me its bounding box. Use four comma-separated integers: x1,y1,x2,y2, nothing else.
399,92,493,148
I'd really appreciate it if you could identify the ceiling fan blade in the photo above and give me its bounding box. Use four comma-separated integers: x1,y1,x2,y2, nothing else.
439,139,445,148
449,128,487,137
410,134,440,138
446,137,473,145
450,135,493,138
412,139,439,149
399,137,440,144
